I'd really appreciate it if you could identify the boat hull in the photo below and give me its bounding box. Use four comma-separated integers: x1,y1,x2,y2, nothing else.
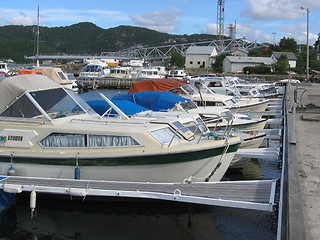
0,142,240,183
229,132,266,169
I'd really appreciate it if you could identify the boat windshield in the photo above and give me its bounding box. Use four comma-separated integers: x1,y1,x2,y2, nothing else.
0,88,95,119
178,101,198,110
171,84,198,96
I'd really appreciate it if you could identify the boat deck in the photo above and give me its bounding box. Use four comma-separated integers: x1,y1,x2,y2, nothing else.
0,176,277,212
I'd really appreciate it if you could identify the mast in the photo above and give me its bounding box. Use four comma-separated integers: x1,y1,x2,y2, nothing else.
36,5,40,67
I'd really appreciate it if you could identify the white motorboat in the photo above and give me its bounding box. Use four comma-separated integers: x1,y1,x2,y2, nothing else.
136,67,166,79
111,91,268,131
91,97,266,171
0,74,241,183
79,61,111,78
227,130,266,169
109,67,137,78
167,69,189,79
171,84,270,113
0,62,9,74
189,76,280,99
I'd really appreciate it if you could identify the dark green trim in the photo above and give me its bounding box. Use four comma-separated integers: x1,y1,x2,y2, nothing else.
0,143,240,167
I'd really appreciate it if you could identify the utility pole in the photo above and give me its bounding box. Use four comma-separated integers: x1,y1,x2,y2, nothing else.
301,7,310,81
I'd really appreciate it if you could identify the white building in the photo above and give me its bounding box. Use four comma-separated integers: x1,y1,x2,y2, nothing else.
185,46,217,69
223,56,275,73
271,52,297,68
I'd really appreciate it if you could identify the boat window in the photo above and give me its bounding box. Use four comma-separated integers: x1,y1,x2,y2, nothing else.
0,93,43,118
40,133,86,148
195,118,208,133
57,72,67,80
179,101,197,110
29,88,90,118
40,133,141,148
150,127,182,144
170,121,194,140
171,121,191,134
88,134,140,147
182,119,207,134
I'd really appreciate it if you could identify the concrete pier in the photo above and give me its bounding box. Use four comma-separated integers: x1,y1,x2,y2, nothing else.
286,83,320,240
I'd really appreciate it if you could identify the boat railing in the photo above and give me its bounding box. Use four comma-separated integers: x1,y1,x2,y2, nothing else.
69,118,151,127
0,117,46,125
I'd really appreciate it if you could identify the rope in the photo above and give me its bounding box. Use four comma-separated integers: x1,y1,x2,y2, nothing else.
183,138,231,183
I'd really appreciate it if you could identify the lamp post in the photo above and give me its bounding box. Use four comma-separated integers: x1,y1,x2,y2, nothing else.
272,32,276,45
301,7,310,81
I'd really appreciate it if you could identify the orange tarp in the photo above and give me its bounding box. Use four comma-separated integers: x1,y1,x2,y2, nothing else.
128,78,188,93
18,69,44,75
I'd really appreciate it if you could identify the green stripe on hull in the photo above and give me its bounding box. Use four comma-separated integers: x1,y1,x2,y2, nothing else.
0,143,240,167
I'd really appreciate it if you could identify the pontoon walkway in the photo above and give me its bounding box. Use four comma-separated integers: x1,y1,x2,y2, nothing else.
0,176,277,212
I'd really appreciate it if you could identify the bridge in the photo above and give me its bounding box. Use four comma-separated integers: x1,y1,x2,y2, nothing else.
25,37,267,62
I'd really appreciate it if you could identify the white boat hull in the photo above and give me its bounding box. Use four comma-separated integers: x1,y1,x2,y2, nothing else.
0,150,237,183
229,132,266,169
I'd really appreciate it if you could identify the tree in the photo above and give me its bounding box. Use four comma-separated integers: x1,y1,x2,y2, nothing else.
272,54,289,73
213,53,232,72
279,37,298,53
170,51,185,68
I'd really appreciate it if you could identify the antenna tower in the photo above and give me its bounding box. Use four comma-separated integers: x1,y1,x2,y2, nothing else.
217,0,225,39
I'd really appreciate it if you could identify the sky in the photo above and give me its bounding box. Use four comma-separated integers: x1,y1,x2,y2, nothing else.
1,0,320,46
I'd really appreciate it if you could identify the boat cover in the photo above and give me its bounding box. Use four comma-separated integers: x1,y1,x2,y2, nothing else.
0,75,60,113
128,78,188,93
87,100,148,116
112,91,190,111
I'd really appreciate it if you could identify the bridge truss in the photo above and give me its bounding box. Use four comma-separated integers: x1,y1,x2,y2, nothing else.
100,38,267,61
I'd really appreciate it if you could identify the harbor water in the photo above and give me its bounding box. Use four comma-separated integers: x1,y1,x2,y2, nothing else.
0,89,281,240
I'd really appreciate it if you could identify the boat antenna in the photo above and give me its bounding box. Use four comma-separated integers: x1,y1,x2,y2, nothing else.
36,5,40,67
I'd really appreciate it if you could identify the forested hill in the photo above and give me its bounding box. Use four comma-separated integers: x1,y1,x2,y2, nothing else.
0,22,217,63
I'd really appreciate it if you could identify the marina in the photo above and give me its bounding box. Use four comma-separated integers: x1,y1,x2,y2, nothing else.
0,0,319,238
0,69,318,239
0,76,285,239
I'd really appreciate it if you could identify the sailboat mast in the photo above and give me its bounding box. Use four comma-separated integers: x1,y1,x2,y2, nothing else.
36,5,40,67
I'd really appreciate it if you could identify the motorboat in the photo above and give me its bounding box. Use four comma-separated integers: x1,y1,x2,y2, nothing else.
78,62,111,78
189,76,280,99
224,76,278,95
0,62,9,74
19,67,79,92
227,130,266,169
136,67,166,79
129,79,269,113
79,59,116,78
109,67,137,79
88,94,266,170
0,74,241,183
171,84,269,113
167,69,190,80
111,91,267,131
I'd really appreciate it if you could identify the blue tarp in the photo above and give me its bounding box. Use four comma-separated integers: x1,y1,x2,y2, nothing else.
112,91,190,111
87,100,148,116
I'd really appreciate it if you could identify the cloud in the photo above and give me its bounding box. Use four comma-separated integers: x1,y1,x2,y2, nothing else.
129,9,181,33
243,0,301,21
0,8,129,27
7,11,36,25
202,23,217,34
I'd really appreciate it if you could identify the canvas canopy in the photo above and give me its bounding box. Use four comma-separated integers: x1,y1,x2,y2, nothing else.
128,78,188,93
87,100,148,116
36,67,71,84
112,91,190,111
0,74,60,113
